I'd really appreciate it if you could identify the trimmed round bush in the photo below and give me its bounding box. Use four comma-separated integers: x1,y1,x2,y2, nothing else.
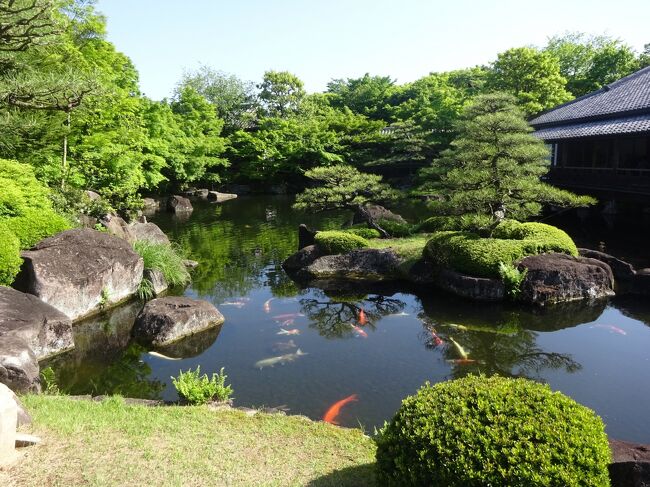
314,230,369,255
376,376,611,486
493,220,578,256
0,223,22,286
344,227,382,239
4,208,71,248
378,218,412,237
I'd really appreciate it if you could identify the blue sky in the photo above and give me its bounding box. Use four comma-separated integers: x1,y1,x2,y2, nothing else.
95,0,649,100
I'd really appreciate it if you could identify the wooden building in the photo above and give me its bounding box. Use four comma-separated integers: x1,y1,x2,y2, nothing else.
531,66,650,197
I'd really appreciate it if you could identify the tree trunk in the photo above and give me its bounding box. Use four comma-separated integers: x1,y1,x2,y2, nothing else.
61,110,70,189
356,204,390,238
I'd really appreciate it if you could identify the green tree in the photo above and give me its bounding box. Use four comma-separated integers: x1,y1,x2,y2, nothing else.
639,43,650,69
326,73,395,121
419,93,594,232
545,33,640,96
488,47,572,116
293,165,399,236
257,70,305,117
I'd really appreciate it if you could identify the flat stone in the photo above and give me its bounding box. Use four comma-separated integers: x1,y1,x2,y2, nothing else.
207,191,237,202
132,297,225,347
282,245,322,273
305,248,403,281
352,203,406,225
579,248,636,281
13,229,144,321
0,286,73,359
431,268,505,301
167,195,193,214
15,433,41,448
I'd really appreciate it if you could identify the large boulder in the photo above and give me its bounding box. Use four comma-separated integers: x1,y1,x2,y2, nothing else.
132,297,225,347
0,336,39,393
352,204,406,225
431,268,505,302
282,245,322,273
305,248,403,281
0,286,73,359
143,268,168,296
207,191,237,202
298,224,316,250
99,214,132,242
167,195,193,214
129,222,170,245
518,253,615,305
609,439,650,487
14,229,144,321
578,248,636,281
142,197,160,212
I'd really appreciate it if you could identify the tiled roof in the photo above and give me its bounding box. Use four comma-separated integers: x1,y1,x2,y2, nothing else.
530,66,650,127
533,113,650,141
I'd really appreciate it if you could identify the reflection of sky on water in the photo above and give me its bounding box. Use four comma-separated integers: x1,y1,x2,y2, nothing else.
45,196,650,443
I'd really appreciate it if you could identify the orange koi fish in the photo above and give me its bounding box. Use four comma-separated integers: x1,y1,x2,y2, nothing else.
592,324,627,336
277,328,300,336
323,394,358,425
352,325,368,338
358,309,367,325
430,331,443,347
263,298,274,313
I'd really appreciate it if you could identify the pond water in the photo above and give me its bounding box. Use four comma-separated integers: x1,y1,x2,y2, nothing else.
45,196,650,442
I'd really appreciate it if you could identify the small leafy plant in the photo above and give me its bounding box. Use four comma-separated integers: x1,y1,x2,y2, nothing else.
498,261,528,299
99,287,110,309
172,366,233,405
137,278,155,301
40,366,60,395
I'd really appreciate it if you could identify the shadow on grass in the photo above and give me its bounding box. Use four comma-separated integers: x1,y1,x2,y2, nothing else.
307,462,377,487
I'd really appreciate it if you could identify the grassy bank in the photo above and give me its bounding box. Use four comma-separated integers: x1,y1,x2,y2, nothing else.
367,234,430,273
5,395,376,487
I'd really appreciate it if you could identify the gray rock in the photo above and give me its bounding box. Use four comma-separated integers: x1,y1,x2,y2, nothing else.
431,268,505,301
152,325,221,359
609,439,650,487
167,195,193,214
298,224,316,250
132,297,225,346
207,191,237,202
183,259,199,270
129,222,170,245
142,198,160,211
143,268,168,296
518,253,615,305
78,214,98,229
99,214,132,242
194,189,209,199
0,286,73,359
283,245,322,273
0,336,40,393
85,190,101,201
578,248,636,281
352,204,406,225
305,248,402,281
14,229,144,321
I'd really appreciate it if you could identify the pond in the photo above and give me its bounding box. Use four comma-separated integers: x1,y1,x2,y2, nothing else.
44,196,650,442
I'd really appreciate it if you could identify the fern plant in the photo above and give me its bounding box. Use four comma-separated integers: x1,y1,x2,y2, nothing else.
498,261,528,299
171,366,233,405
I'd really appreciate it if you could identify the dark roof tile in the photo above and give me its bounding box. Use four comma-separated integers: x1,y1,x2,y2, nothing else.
532,113,650,140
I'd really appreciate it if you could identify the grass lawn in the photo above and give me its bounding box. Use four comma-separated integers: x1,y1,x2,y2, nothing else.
367,234,431,273
3,395,377,487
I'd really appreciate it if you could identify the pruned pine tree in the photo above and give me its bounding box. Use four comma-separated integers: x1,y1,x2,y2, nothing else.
419,93,595,233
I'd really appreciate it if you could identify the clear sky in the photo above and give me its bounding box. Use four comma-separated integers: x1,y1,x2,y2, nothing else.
95,0,649,100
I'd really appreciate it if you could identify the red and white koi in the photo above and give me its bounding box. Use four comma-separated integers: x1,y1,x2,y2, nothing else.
323,394,358,425
352,325,368,338
277,328,300,336
263,298,274,313
430,330,443,347
592,324,627,335
358,309,368,325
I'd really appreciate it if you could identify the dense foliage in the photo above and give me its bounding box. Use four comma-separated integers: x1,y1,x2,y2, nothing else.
314,231,369,255
424,222,578,278
171,366,233,405
375,376,611,486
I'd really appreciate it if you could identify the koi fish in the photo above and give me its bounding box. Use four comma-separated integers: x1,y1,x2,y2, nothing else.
352,325,368,338
386,312,410,317
272,340,297,352
592,324,627,335
323,394,358,425
447,359,478,365
281,319,295,327
358,309,367,325
273,313,304,321
447,323,468,331
430,331,443,347
255,349,307,369
263,298,274,313
449,337,469,360
277,328,300,336
221,299,249,308
147,351,181,361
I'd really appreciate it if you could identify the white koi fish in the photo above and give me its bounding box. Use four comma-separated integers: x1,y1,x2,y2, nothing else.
277,328,300,336
263,298,274,313
449,337,469,360
255,349,307,369
147,351,181,361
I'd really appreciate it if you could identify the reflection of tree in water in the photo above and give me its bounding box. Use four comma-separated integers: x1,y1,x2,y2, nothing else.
420,319,581,381
300,290,407,339
54,342,166,400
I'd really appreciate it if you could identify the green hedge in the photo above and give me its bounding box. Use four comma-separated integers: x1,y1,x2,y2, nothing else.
344,227,382,239
0,224,22,286
314,231,369,255
375,376,611,486
493,220,578,256
4,208,71,249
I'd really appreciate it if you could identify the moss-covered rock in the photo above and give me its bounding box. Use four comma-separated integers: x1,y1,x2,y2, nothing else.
314,231,369,255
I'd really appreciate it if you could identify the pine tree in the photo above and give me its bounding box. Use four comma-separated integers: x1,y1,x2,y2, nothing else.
419,93,594,233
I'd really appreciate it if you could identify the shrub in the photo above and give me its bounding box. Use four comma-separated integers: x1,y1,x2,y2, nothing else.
4,208,71,248
314,231,369,255
172,366,233,405
493,220,578,256
499,262,528,299
133,241,190,288
414,214,493,234
377,218,412,237
425,231,529,278
375,376,611,486
0,159,56,217
0,223,22,286
344,227,382,239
